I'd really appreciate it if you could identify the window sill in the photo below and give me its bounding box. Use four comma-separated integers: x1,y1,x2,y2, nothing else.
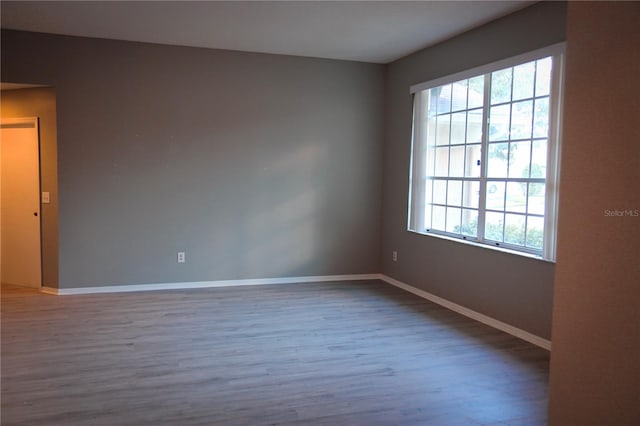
407,229,556,264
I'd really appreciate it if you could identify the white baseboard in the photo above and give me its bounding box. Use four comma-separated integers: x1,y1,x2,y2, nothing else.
40,274,380,296
40,272,550,350
379,274,551,351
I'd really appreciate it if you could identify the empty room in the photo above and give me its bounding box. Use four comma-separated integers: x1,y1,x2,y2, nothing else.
1,1,638,425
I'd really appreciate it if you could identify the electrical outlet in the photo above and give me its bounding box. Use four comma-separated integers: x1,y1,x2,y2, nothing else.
177,252,186,263
392,251,398,262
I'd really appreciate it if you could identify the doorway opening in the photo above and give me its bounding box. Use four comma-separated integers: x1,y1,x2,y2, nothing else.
1,85,58,290
1,117,42,288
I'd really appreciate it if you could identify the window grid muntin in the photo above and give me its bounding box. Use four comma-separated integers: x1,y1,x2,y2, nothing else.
424,75,485,238
425,176,481,239
420,55,557,255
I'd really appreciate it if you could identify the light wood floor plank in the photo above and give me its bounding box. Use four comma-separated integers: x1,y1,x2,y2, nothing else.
1,280,549,425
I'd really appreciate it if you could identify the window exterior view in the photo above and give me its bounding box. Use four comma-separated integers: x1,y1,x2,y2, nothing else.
408,45,564,260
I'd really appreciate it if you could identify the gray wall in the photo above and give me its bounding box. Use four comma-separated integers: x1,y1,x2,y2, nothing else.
381,2,567,339
1,30,384,288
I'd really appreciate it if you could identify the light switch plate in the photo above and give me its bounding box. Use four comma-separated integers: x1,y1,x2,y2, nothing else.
42,192,50,204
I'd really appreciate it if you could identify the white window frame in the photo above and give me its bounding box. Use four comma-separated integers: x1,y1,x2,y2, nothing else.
408,43,565,261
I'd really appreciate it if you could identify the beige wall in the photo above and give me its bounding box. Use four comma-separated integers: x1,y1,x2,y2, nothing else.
548,2,640,424
1,87,59,288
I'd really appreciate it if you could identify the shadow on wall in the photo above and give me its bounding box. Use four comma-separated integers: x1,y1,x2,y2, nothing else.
244,142,327,276
173,140,324,279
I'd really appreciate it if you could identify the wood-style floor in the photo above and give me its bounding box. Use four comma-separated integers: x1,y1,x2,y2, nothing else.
1,280,549,425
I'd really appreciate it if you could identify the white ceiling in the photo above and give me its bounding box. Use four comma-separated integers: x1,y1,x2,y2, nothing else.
0,1,534,64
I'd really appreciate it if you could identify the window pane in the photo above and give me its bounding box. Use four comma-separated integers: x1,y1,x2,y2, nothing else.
510,100,533,140
436,113,451,145
433,179,447,205
466,108,483,142
425,179,433,206
468,76,484,109
533,97,549,138
451,81,468,112
462,180,480,208
449,146,465,177
446,207,461,233
485,211,504,242
491,68,512,105
512,61,535,101
428,89,439,117
531,139,547,178
435,147,449,176
535,57,552,97
486,181,505,211
487,142,509,177
526,216,544,249
425,146,436,176
504,214,525,246
489,104,510,141
438,84,452,114
506,181,527,213
450,112,467,144
427,116,437,145
465,144,482,177
528,183,545,215
431,84,451,114
508,141,531,179
432,205,446,230
460,209,478,237
447,180,462,206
